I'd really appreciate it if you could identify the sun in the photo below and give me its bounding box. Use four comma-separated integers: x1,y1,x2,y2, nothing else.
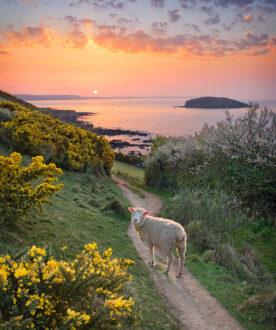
93,90,98,95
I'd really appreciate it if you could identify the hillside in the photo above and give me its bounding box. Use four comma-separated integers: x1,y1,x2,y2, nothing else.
184,96,249,108
0,143,179,329
0,90,38,110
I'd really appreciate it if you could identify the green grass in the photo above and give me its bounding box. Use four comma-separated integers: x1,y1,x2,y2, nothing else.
0,145,178,329
112,161,173,199
112,161,145,184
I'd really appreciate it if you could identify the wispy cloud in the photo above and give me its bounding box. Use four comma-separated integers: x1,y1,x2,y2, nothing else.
150,0,165,8
168,9,181,23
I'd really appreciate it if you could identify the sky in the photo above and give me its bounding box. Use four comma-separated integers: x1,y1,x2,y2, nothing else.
0,0,275,99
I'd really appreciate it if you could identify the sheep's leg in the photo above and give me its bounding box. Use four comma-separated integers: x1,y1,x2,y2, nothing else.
164,252,174,274
176,242,186,278
148,244,155,267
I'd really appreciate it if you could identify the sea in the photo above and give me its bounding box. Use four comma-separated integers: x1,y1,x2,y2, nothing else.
32,97,276,155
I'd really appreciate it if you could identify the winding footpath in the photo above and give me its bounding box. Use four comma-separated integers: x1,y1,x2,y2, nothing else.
113,175,243,330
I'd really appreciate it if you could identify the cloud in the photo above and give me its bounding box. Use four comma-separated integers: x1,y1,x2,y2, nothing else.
235,32,268,50
2,17,274,59
4,23,89,49
200,6,214,16
65,30,88,48
6,24,52,47
184,23,201,33
215,0,255,7
80,18,96,27
150,0,165,8
205,14,220,25
243,14,253,23
69,0,125,9
223,21,237,31
257,11,266,22
70,0,90,6
263,0,276,6
152,21,168,35
168,9,181,23
177,0,197,10
64,15,80,29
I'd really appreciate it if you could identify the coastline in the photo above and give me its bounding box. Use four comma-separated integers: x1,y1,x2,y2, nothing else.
42,107,152,155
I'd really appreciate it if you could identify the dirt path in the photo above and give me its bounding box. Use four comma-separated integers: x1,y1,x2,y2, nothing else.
113,175,243,330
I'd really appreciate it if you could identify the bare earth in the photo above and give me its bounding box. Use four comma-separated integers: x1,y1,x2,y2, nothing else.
113,175,243,330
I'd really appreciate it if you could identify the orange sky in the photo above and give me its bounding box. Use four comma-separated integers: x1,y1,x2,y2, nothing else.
0,0,276,99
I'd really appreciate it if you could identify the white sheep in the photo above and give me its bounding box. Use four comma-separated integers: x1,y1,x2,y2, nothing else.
128,207,186,277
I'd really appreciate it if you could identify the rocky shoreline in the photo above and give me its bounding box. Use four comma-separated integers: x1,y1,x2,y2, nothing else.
41,107,152,155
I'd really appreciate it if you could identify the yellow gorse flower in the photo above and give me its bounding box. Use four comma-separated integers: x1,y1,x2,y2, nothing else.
0,243,138,328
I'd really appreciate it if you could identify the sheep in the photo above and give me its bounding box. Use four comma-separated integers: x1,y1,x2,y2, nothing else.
128,207,186,277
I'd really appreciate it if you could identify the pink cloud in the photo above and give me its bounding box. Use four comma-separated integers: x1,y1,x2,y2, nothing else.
6,24,52,48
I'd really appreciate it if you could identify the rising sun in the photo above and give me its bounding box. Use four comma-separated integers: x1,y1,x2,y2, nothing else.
93,90,98,95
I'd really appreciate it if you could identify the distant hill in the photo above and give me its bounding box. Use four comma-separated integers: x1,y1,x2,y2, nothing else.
15,94,87,101
0,90,38,110
184,97,248,109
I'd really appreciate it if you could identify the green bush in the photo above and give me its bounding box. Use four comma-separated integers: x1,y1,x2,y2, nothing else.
146,105,276,216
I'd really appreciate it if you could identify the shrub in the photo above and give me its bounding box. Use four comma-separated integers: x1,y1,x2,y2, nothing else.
146,105,276,215
103,198,127,216
0,152,63,223
0,243,138,329
188,254,202,263
238,286,276,324
0,102,115,174
162,187,243,246
0,108,14,122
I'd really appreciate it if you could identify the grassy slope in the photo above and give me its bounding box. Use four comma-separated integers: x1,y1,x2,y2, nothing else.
0,90,38,110
112,160,276,330
0,144,178,330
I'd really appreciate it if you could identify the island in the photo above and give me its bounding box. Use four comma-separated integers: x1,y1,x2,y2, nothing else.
183,97,249,109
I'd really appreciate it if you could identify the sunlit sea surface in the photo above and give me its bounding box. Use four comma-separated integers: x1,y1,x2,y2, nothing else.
32,97,276,154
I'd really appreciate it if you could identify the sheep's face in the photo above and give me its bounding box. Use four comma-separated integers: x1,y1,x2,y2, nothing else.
128,207,150,226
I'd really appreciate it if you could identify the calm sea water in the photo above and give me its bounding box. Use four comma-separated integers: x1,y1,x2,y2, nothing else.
32,97,276,154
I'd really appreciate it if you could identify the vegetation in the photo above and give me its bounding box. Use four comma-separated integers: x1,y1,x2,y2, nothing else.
1,92,275,329
0,152,63,224
0,102,114,174
117,159,276,329
184,96,248,108
0,144,178,329
115,152,145,167
145,105,276,217
143,105,276,328
0,90,38,111
0,244,137,329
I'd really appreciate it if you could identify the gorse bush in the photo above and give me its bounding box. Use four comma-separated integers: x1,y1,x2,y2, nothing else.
0,101,115,174
0,152,63,223
146,105,276,216
0,243,138,329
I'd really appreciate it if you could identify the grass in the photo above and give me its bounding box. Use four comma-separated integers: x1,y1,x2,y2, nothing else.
112,161,145,184
112,161,173,199
111,160,276,330
0,145,178,329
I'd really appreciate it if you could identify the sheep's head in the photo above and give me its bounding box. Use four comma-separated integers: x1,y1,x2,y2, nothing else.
128,207,150,226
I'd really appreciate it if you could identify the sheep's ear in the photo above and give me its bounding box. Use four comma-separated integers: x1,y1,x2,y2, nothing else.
144,211,150,216
128,207,134,213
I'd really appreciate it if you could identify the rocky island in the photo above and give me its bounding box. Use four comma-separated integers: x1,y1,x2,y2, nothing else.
183,97,249,109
